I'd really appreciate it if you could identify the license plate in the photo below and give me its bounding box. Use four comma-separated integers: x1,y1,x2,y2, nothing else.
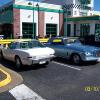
39,61,46,64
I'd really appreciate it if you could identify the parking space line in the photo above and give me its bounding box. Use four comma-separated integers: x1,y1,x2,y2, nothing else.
9,84,45,100
53,61,82,71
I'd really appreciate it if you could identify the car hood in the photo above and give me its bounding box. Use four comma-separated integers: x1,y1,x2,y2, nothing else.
17,47,55,56
66,43,100,52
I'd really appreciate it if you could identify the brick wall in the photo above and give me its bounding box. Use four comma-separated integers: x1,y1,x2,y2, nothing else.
38,11,44,38
13,8,20,38
59,13,64,36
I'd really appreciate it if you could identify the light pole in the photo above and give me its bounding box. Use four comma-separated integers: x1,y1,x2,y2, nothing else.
36,3,39,39
28,1,35,39
62,5,67,37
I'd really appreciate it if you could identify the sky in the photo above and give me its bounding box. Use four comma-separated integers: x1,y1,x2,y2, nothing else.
0,0,99,11
94,0,100,11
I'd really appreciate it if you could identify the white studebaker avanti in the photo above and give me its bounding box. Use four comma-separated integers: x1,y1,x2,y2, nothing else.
0,40,55,69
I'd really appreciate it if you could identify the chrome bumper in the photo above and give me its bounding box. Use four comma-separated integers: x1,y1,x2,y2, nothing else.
22,55,55,65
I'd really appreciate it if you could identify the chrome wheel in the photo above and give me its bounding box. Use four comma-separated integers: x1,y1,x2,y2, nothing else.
15,56,22,69
72,54,81,64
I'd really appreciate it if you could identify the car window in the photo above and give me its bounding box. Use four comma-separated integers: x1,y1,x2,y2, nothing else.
20,42,29,48
8,43,17,49
64,38,81,44
31,41,45,47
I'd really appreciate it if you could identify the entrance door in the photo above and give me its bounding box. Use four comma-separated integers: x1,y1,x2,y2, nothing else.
22,22,36,39
67,24,71,36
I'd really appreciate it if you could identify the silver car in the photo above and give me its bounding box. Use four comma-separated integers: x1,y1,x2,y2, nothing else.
0,40,55,69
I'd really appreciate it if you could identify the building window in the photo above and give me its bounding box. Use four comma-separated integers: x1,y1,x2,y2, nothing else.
67,11,71,16
74,24,76,36
22,22,36,39
67,24,71,36
80,23,90,36
95,24,100,33
79,12,87,16
46,24,57,37
74,11,77,15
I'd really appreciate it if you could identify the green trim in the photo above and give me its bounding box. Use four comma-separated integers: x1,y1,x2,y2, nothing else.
65,16,100,22
13,4,63,13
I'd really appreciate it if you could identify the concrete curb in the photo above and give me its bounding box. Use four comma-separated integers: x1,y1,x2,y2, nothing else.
0,68,11,87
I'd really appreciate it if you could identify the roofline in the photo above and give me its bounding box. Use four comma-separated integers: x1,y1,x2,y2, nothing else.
0,1,13,10
65,15,100,22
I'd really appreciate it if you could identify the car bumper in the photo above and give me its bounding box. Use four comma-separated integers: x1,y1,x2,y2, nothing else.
83,56,100,62
22,55,54,65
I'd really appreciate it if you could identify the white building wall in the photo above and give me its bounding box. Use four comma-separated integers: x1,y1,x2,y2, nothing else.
20,9,38,37
44,12,59,36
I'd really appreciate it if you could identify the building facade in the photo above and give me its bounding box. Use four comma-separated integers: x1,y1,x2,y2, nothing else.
0,0,100,39
44,0,100,37
0,0,64,39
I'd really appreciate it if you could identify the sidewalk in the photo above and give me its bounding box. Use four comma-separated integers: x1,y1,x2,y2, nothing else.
0,68,11,88
0,64,23,93
0,70,7,81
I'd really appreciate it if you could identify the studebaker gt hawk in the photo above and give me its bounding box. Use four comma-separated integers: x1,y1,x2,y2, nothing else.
45,37,100,64
0,40,55,69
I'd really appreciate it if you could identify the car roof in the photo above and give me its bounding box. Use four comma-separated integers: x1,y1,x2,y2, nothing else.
50,37,78,40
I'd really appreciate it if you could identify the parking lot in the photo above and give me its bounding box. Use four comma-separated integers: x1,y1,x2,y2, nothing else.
0,58,100,100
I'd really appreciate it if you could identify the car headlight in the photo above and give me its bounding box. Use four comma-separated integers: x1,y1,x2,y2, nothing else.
85,52,92,56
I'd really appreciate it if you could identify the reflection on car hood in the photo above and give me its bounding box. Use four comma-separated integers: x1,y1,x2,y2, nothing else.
66,43,100,52
17,47,55,56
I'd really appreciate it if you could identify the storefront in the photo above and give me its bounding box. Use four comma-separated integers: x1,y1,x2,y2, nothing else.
65,15,100,37
0,0,64,39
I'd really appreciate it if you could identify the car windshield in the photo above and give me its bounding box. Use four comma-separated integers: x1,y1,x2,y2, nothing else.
8,41,44,49
64,38,81,44
28,41,45,48
20,41,44,49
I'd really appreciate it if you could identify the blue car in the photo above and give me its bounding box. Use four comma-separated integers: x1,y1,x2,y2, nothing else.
45,37,100,64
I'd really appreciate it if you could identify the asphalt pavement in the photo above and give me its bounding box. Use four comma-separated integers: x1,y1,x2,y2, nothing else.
0,70,6,82
0,59,100,100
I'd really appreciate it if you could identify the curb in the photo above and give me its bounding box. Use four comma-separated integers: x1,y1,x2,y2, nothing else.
0,68,11,87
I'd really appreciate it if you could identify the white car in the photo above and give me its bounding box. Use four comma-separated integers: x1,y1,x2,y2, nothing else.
0,40,55,69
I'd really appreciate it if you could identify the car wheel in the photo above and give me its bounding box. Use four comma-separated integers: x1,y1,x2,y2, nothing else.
15,56,22,69
72,54,82,64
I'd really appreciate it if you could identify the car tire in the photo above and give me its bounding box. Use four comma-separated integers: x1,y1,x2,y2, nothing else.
71,54,82,65
15,56,22,69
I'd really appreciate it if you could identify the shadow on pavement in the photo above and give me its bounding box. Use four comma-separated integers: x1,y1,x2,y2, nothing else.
53,57,99,67
0,59,48,72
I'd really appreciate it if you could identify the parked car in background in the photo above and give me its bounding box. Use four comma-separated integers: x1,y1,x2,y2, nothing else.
45,37,100,64
79,35,100,47
0,40,55,69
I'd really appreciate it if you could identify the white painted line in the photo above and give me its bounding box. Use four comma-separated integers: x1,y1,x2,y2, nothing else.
53,61,81,71
9,84,45,100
